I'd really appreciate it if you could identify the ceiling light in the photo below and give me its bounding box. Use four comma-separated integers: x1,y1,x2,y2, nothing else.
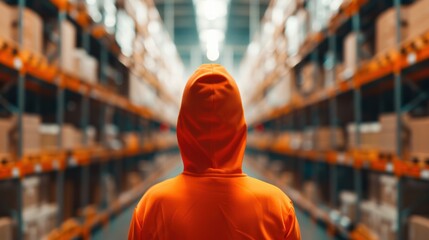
207,49,220,61
196,0,227,20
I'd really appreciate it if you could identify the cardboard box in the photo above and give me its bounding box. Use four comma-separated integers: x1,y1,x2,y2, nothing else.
12,7,43,54
409,215,429,240
0,118,13,153
0,217,13,240
344,33,358,77
316,127,344,151
378,113,409,154
74,49,98,84
407,0,429,40
409,117,429,155
0,2,13,43
23,176,40,209
60,21,77,74
9,115,41,155
376,7,408,54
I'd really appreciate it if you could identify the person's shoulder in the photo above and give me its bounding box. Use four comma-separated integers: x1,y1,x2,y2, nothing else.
244,176,293,205
143,177,179,198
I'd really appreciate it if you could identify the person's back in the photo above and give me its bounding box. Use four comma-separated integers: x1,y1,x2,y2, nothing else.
128,64,301,240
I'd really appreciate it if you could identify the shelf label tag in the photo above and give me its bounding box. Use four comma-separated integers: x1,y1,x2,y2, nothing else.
421,170,429,180
407,53,417,65
34,164,42,173
12,167,20,178
386,163,394,172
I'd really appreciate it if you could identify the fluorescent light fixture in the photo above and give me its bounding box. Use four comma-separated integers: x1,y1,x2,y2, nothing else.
193,0,230,61
196,1,228,20
206,39,220,61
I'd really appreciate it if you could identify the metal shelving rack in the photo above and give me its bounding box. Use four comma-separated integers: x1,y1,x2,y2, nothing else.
0,0,179,239
247,0,429,239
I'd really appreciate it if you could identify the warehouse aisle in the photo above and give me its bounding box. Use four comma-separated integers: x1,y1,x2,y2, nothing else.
92,156,333,240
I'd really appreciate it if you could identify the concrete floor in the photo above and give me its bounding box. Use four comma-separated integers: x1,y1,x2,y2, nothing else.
93,159,334,240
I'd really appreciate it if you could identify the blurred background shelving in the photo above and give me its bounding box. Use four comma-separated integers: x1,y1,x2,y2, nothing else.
1,0,429,239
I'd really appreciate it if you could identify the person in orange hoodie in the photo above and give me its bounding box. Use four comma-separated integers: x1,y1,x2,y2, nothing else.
128,64,301,240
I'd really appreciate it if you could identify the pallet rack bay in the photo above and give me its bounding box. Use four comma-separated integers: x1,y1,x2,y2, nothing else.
244,0,429,239
0,0,180,239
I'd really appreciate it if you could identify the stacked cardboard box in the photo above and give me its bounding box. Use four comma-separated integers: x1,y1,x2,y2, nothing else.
0,3,43,53
378,114,409,155
409,117,429,161
12,7,43,54
407,0,429,40
302,128,314,150
376,7,408,54
0,118,12,154
74,49,99,84
315,127,344,151
0,217,13,240
39,124,82,150
343,33,358,79
0,2,13,43
409,215,429,240
62,125,82,150
61,21,77,74
360,201,397,239
9,115,41,155
347,123,381,150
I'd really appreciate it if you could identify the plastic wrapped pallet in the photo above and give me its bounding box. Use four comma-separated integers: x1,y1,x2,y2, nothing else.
407,0,429,40
379,175,398,207
409,215,429,240
0,217,13,240
378,204,397,240
38,204,58,238
376,7,408,55
339,191,357,221
12,7,43,54
22,176,40,209
23,207,40,240
0,2,13,43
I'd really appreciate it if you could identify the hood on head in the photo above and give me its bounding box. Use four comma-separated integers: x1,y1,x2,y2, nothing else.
177,64,247,175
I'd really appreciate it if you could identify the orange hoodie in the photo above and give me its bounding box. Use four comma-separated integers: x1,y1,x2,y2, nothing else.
128,64,301,240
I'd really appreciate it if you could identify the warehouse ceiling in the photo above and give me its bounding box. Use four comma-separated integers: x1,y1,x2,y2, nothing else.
153,0,270,73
